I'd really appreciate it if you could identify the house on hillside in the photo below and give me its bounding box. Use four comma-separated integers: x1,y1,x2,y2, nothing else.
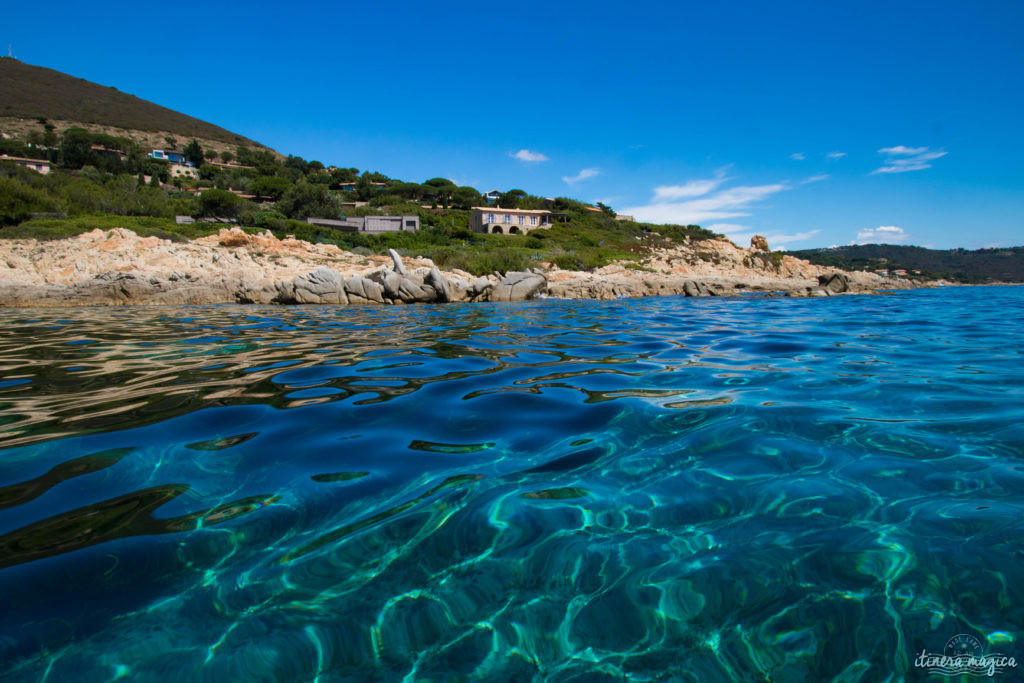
0,155,51,174
148,149,193,166
469,207,556,235
337,181,388,192
483,190,501,203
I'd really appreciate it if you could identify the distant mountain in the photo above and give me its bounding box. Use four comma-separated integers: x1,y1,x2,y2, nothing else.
787,243,1024,283
0,58,264,147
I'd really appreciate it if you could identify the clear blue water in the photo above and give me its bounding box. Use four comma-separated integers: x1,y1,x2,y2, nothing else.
0,286,1022,681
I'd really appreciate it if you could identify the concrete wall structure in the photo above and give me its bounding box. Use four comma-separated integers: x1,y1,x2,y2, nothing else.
469,207,553,235
306,215,419,233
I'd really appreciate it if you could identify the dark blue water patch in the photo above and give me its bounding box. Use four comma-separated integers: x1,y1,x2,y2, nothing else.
0,287,1022,680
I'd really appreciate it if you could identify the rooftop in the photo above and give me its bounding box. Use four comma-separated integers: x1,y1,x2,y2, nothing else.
0,155,51,164
471,207,551,214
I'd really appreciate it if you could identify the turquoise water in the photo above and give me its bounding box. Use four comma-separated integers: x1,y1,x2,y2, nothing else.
0,286,1022,681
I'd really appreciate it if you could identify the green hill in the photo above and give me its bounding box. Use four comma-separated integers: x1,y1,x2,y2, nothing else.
0,57,264,147
787,244,1024,283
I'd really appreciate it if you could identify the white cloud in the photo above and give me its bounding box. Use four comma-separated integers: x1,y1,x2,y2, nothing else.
653,179,724,201
854,225,910,244
448,176,480,188
826,151,847,159
562,167,600,184
770,229,822,247
705,223,751,235
789,153,806,161
622,181,792,225
709,224,821,249
509,149,549,162
651,168,731,201
878,145,929,156
872,146,946,174
801,174,830,184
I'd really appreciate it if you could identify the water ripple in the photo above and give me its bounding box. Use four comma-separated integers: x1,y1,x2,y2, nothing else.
0,287,1023,679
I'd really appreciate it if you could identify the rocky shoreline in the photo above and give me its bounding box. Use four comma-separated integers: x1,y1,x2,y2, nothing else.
0,227,921,308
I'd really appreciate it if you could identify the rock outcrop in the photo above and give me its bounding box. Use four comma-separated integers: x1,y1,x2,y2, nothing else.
0,226,921,308
490,271,548,302
818,272,850,294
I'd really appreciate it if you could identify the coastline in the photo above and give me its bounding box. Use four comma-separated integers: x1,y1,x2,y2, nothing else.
0,227,924,309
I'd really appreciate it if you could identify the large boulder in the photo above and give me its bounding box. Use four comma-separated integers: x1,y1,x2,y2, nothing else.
750,235,770,252
367,269,404,299
490,271,547,302
683,280,714,297
470,278,494,300
389,248,408,276
217,227,251,247
344,275,386,304
396,277,436,303
288,267,347,304
445,275,473,302
425,266,452,303
818,272,849,294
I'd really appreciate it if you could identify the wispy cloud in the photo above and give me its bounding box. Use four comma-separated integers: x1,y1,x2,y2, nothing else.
871,146,946,174
622,177,792,225
826,151,847,159
562,167,600,184
801,174,830,184
708,224,821,248
789,153,806,161
509,149,549,162
855,225,909,244
878,145,928,156
652,176,731,203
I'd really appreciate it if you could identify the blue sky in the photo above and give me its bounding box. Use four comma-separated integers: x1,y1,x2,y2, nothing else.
3,1,1022,249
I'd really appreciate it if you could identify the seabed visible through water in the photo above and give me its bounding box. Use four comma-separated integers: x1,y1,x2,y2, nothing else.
0,286,1022,680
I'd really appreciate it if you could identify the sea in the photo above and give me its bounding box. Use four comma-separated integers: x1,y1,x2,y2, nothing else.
0,285,1022,681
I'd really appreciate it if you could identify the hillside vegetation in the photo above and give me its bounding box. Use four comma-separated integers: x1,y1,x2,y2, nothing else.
0,150,719,276
0,58,263,147
788,244,1024,283
0,57,726,275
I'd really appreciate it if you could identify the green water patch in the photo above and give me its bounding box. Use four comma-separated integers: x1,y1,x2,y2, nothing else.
0,447,134,510
408,440,495,454
522,487,589,500
185,432,258,451
0,484,277,569
311,472,370,483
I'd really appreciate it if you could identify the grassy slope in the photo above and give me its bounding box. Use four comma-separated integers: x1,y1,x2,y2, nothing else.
0,58,263,147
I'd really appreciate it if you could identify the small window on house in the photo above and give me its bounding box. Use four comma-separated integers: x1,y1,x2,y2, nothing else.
518,215,525,225
503,214,511,224
406,220,415,228
530,216,537,226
